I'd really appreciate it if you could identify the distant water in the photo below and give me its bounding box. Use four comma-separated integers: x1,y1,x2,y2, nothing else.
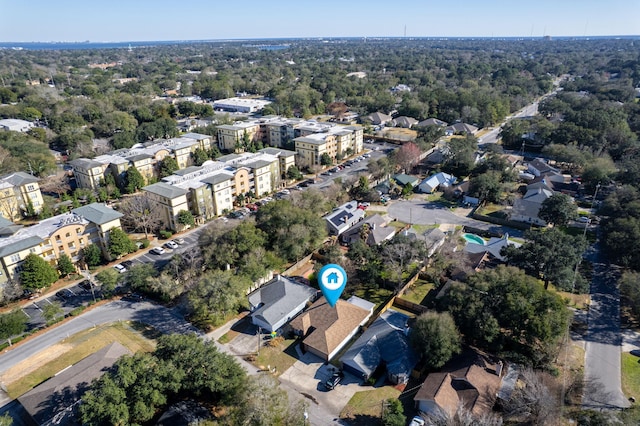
0,36,638,51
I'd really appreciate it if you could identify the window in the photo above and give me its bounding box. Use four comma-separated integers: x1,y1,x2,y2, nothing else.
30,248,36,253
27,185,35,191
10,254,20,263
65,232,70,237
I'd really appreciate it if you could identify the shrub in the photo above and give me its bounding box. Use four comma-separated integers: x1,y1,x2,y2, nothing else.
159,230,173,239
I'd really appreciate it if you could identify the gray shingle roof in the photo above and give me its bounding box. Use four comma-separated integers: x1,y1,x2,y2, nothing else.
143,182,188,199
340,309,417,383
71,203,124,225
248,276,317,331
0,171,39,186
68,158,103,169
126,153,153,162
0,235,43,258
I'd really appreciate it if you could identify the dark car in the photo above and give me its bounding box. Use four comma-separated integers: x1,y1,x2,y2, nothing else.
121,260,134,268
79,280,93,290
324,371,344,390
55,290,68,300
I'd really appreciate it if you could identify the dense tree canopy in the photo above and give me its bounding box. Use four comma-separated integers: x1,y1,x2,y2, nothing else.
20,253,58,289
441,266,570,367
410,311,461,370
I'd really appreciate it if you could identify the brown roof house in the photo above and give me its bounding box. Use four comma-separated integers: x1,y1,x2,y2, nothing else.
18,342,131,426
289,296,374,361
414,351,505,419
340,214,396,246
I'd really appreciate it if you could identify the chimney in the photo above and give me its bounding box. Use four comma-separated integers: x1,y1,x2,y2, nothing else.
495,361,503,377
371,223,376,230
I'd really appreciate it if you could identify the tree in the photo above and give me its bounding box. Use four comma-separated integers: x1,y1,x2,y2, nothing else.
286,165,303,180
443,266,570,366
177,210,195,228
158,156,179,178
382,398,406,426
320,152,333,166
126,263,158,294
20,254,58,290
57,254,75,277
235,374,306,425
0,310,28,343
124,166,145,194
188,270,250,327
108,228,137,259
443,136,477,177
501,228,586,291
42,301,64,323
538,193,578,226
81,244,103,267
118,194,162,239
0,413,13,426
395,142,421,173
146,272,184,302
503,368,559,425
95,268,121,296
191,148,209,166
469,171,503,203
410,312,461,370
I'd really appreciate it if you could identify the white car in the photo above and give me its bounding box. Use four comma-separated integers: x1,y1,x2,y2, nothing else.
409,416,425,426
164,241,179,249
150,247,165,255
113,264,127,274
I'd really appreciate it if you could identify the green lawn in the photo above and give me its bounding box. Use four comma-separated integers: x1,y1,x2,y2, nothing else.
254,338,299,376
400,280,435,305
353,286,394,307
622,352,640,398
341,387,402,421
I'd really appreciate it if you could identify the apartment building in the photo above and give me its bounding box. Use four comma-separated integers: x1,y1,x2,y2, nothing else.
0,203,123,286
70,133,213,190
142,182,189,231
0,172,44,221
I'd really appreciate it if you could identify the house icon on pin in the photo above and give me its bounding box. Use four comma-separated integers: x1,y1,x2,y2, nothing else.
327,272,339,284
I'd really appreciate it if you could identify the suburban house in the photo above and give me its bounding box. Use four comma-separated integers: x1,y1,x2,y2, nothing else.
509,182,554,226
0,203,123,287
324,201,366,236
366,112,393,126
404,227,447,257
391,116,418,128
248,275,317,333
463,234,522,262
418,172,458,194
340,309,418,384
392,174,420,188
289,296,374,361
0,172,44,220
414,351,506,419
0,118,34,133
18,342,131,426
417,118,448,128
340,214,396,246
526,157,559,177
530,173,580,197
444,122,479,136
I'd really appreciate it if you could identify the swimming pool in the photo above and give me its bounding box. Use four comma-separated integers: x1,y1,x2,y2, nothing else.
463,233,485,245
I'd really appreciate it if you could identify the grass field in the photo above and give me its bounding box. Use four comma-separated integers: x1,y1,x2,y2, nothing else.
400,280,435,305
622,352,640,398
5,321,156,398
254,338,299,376
353,286,394,307
340,386,402,421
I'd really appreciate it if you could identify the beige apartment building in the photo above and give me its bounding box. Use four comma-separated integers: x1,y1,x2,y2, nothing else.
0,172,45,221
142,182,189,231
0,203,123,287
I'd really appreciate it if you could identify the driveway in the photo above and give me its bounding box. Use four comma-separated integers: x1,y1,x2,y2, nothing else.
279,351,361,419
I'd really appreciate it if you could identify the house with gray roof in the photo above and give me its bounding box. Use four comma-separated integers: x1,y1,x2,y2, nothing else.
324,200,365,236
392,173,420,188
340,309,417,384
464,233,521,262
404,227,447,257
444,122,479,136
248,275,317,332
366,112,393,126
509,184,553,226
340,214,396,246
417,118,448,128
418,172,458,194
391,116,418,128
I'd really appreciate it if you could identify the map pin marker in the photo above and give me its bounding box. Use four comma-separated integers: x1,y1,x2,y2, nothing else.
318,263,347,308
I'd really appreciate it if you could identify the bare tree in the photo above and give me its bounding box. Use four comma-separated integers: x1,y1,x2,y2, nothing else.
0,193,21,220
503,368,560,425
118,194,162,238
39,172,71,198
425,404,503,426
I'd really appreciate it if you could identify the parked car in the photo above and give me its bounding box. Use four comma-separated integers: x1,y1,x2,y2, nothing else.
55,290,68,300
121,260,134,268
150,247,166,255
246,203,259,212
409,416,426,426
577,216,591,223
164,241,179,250
113,264,127,274
79,280,93,290
173,237,186,245
324,371,344,390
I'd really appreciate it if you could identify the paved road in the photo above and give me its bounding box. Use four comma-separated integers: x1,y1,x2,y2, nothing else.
387,199,523,238
582,243,630,409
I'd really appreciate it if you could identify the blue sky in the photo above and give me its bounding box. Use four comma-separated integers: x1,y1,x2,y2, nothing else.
1,0,638,42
